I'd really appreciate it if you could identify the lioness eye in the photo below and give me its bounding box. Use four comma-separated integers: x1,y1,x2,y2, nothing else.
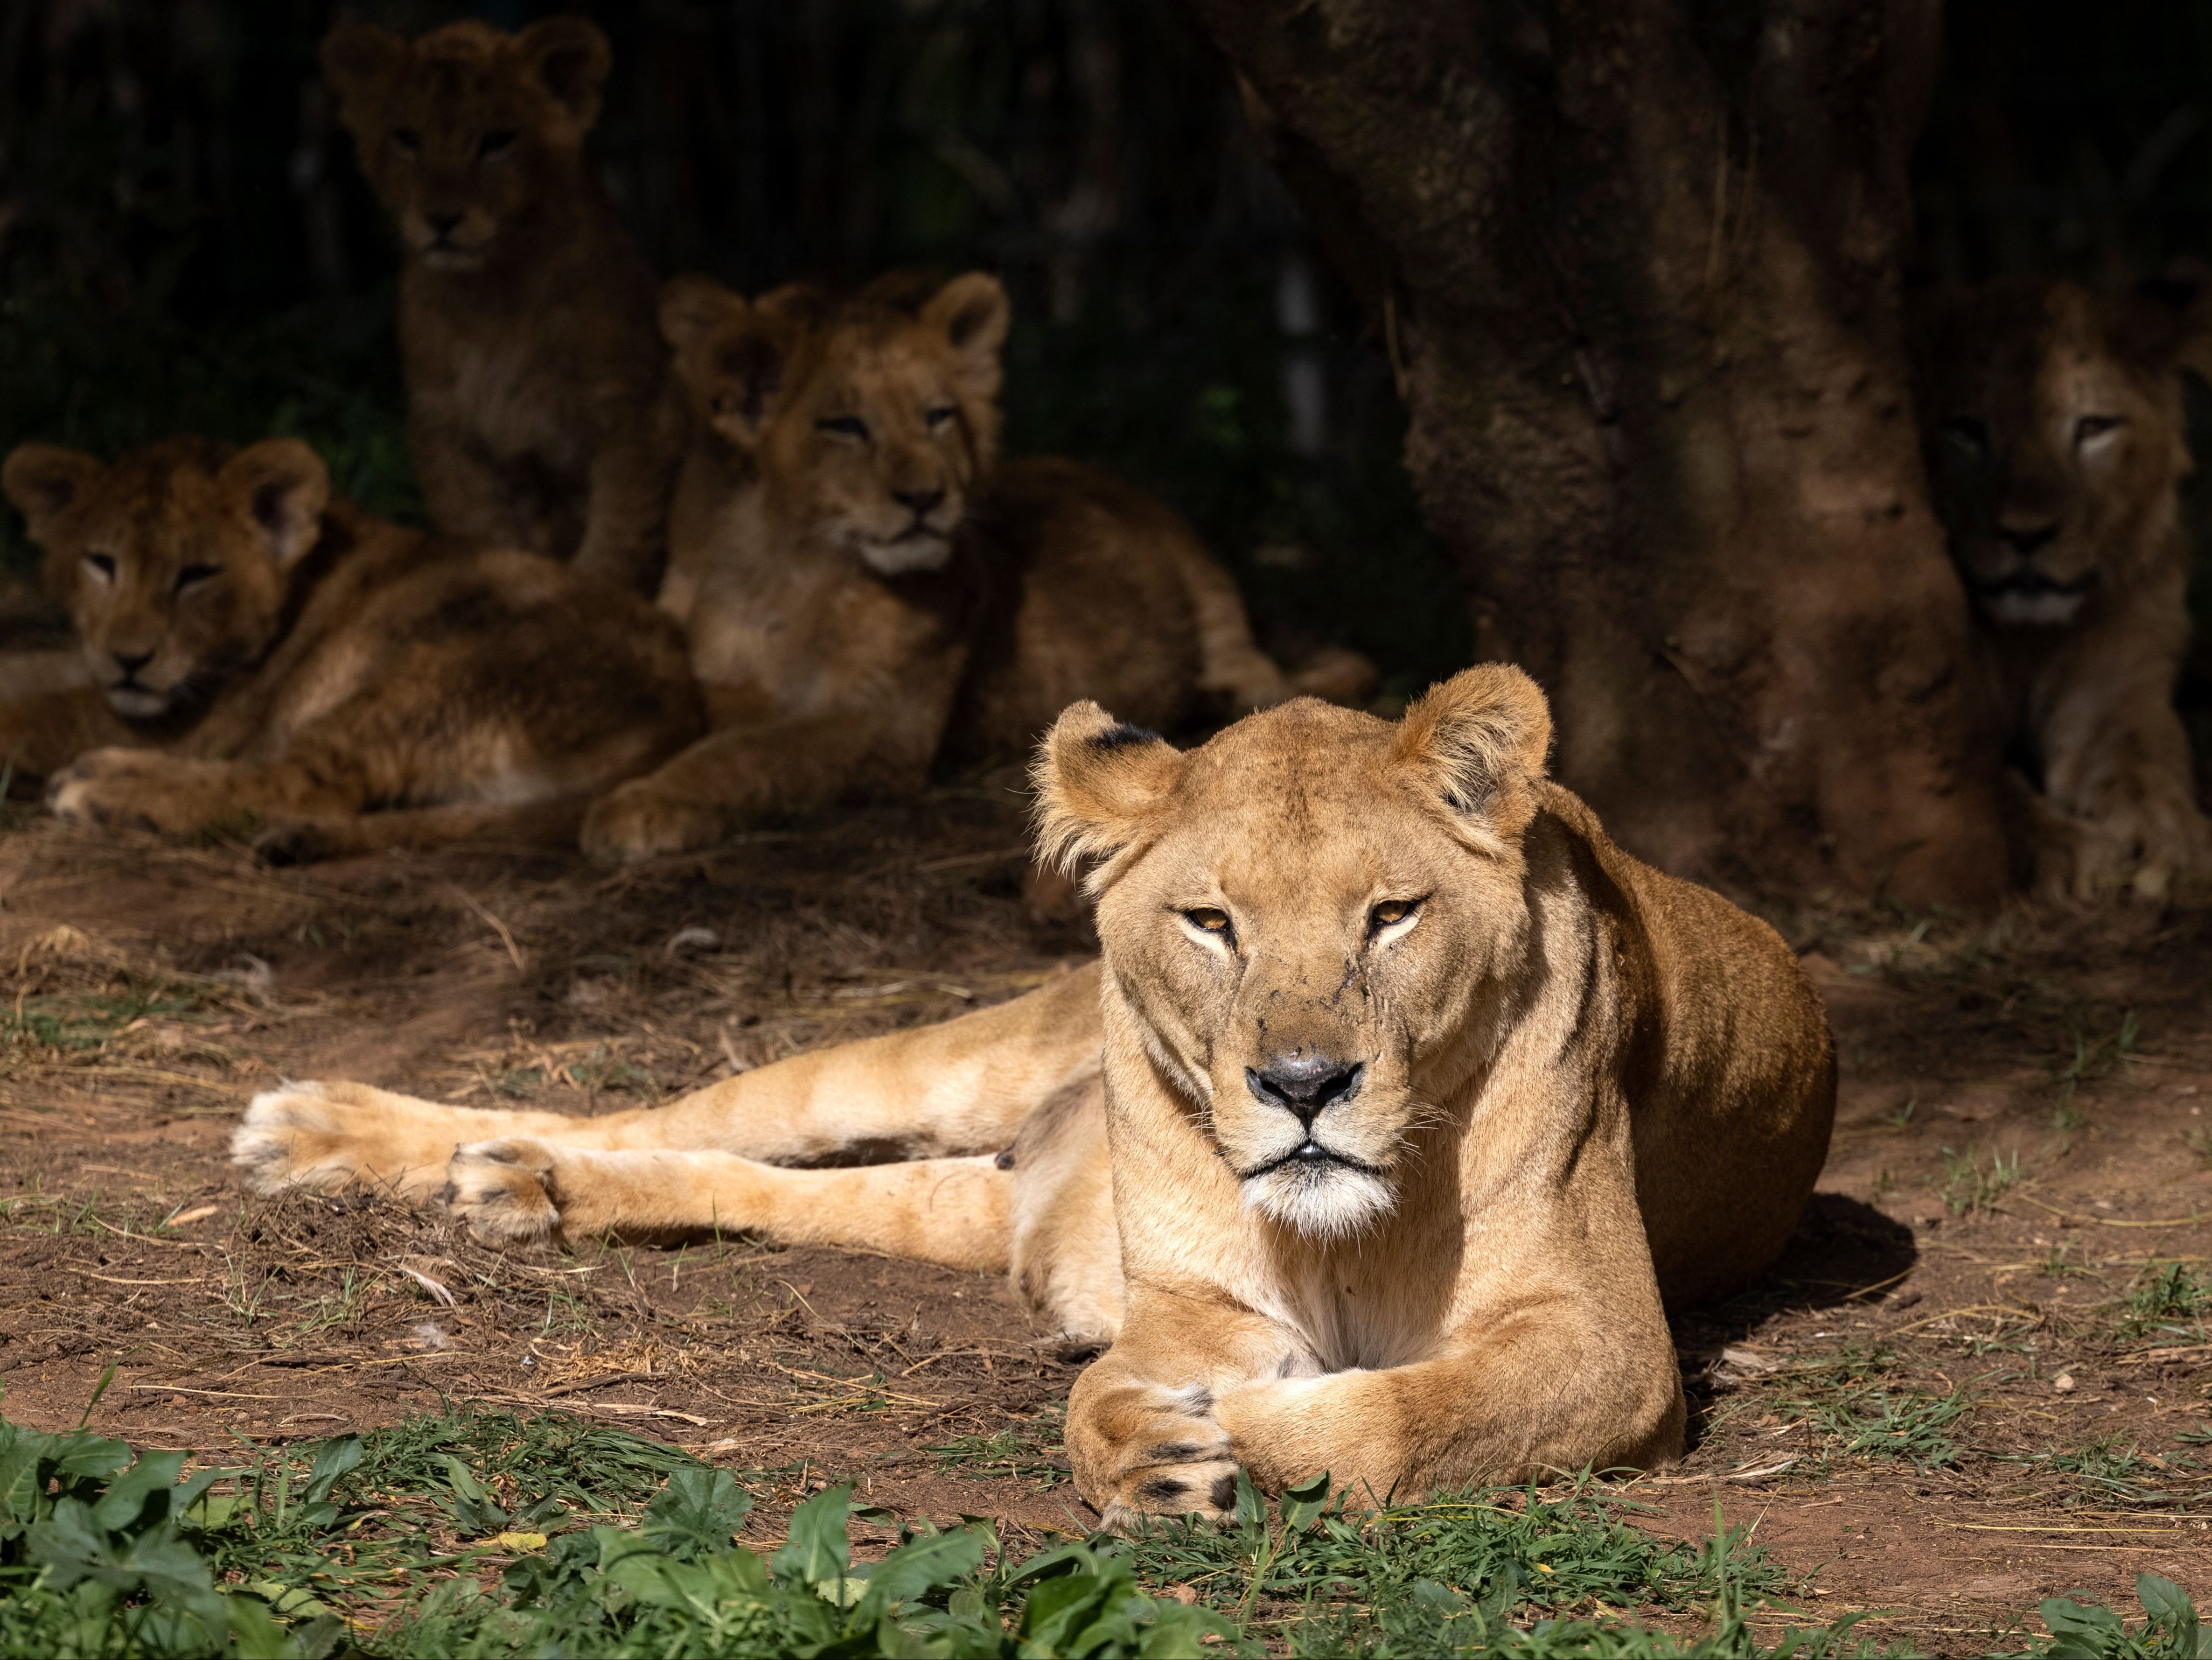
2074,414,2123,446
1370,899,1418,933
390,127,422,157
816,415,870,441
924,406,956,430
84,553,117,582
1183,907,1234,944
1940,415,1988,455
174,564,219,594
478,129,518,160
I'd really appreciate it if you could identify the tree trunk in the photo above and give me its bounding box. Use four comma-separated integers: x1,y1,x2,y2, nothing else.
1193,0,2009,904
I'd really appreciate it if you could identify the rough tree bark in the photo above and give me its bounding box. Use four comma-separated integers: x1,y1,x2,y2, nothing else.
1192,0,2009,903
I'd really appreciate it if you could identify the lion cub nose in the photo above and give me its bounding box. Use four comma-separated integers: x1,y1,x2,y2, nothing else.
425,211,463,238
1997,519,2059,557
1246,1057,1365,1126
892,487,946,516
112,649,154,675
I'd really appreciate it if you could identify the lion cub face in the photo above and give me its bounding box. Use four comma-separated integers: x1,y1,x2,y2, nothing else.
2,437,330,720
1913,279,2195,628
1036,669,1553,1239
322,17,612,272
660,272,1012,575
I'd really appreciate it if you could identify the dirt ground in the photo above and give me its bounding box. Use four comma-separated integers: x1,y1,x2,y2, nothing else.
0,792,2208,1654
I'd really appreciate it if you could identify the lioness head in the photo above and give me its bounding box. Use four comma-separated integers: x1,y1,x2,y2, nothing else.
1912,277,2203,628
1033,665,1552,1239
659,270,1011,575
322,16,611,271
2,437,331,721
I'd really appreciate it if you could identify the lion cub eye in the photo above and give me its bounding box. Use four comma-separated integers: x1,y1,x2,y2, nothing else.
923,406,957,430
816,415,870,442
83,553,117,584
478,129,519,160
1369,898,1420,936
2073,414,2124,448
174,564,219,595
390,127,422,158
1182,908,1235,947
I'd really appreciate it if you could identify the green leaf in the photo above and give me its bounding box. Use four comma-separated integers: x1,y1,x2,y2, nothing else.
433,1451,511,1536
301,1435,363,1504
852,1527,987,1625
1279,1470,1333,1531
640,1464,755,1560
89,1448,187,1533
770,1482,854,1589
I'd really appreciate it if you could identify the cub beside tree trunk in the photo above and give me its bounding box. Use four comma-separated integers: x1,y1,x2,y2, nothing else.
1193,0,2009,904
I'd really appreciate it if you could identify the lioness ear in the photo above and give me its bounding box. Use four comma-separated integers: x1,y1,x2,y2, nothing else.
2,445,105,546
1031,701,1185,883
222,441,330,567
516,16,612,134
1391,664,1553,842
320,17,407,116
921,272,1010,400
662,278,792,449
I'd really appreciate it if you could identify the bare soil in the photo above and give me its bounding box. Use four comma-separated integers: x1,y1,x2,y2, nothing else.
1,795,2208,1653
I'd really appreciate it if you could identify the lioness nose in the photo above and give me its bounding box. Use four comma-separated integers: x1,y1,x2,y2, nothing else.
1246,1058,1365,1125
1997,520,2058,556
425,211,463,238
112,649,153,675
892,487,946,516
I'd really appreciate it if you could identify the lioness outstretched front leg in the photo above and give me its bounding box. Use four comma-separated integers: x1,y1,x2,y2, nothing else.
440,1140,1011,1267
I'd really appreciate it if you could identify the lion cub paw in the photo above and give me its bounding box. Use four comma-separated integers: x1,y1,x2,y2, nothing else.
1087,1384,1241,1534
579,782,723,862
442,1139,564,1246
47,749,200,832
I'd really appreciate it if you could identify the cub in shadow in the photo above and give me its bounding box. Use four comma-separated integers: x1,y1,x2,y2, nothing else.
0,436,701,859
584,268,1373,860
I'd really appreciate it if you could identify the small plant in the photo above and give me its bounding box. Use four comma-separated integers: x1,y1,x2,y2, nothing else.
2117,1261,2212,1339
2036,1572,2206,1657
1941,1144,2022,1216
1888,1094,1919,1128
2051,1008,2141,1128
2184,1126,2212,1171
2007,1438,2187,1510
927,1425,1066,1489
2042,1239,2092,1278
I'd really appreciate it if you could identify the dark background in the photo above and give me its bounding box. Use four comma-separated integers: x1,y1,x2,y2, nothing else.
4,0,2211,699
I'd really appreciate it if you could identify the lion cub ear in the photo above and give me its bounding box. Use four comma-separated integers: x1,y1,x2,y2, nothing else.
1032,701,1186,883
2,445,106,546
1391,664,1553,842
321,18,408,120
921,273,1011,401
220,441,331,568
662,276,795,450
515,16,612,137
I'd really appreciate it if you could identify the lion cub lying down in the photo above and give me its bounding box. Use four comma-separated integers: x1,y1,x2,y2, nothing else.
0,436,701,858
236,666,1835,1524
582,269,1369,859
1912,278,2212,900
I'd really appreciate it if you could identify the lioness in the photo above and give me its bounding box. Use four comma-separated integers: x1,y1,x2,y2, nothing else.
0,436,701,857
235,666,1835,1521
580,269,1370,859
323,17,676,595
1912,277,2212,900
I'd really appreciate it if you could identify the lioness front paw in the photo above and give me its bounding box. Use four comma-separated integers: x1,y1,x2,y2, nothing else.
230,1081,454,1200
1081,1383,1241,1533
442,1138,564,1246
579,782,722,862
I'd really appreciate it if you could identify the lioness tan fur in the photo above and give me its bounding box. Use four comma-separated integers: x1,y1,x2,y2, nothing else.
234,665,1834,1525
0,436,701,858
323,17,677,595
1912,278,2212,900
581,269,1370,859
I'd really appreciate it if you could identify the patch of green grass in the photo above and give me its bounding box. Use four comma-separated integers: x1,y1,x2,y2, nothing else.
2051,1009,2141,1132
2116,1261,2212,1342
1768,1346,1970,1472
1940,1145,2022,1217
2004,1437,2196,1511
927,1424,1066,1490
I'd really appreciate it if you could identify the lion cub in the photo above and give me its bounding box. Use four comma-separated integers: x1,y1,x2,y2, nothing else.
583,269,1369,859
322,17,676,595
0,436,701,858
1913,278,2212,900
